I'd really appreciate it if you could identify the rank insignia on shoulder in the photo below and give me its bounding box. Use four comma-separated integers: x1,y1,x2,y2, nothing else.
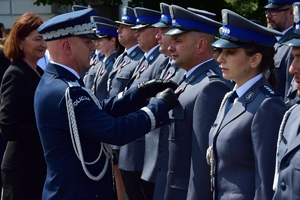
245,91,256,102
206,69,219,79
66,80,81,88
260,85,280,97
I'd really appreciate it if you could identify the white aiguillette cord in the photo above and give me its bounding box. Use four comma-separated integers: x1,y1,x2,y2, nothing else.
273,103,298,191
65,86,113,181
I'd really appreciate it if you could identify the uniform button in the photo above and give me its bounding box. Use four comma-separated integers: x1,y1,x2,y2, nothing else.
280,182,286,191
96,194,99,198
285,160,290,167
159,149,162,153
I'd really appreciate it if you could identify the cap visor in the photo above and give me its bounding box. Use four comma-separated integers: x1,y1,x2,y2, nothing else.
152,22,169,28
79,33,99,40
282,38,300,46
131,24,150,30
212,38,248,49
264,3,285,9
115,21,135,27
164,28,187,35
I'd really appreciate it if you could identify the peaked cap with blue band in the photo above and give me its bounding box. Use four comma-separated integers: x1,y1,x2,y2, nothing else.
91,16,116,26
165,5,221,36
72,5,99,16
38,8,98,41
187,7,216,19
94,22,118,38
153,3,172,28
281,2,300,46
264,0,298,9
115,6,137,26
212,9,283,49
131,7,161,30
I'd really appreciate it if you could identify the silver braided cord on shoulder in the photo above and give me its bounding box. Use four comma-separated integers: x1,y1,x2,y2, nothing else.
217,91,232,117
273,103,298,191
65,86,113,181
207,91,235,191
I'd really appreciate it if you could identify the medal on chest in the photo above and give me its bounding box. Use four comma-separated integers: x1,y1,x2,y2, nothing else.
117,60,127,74
136,63,147,80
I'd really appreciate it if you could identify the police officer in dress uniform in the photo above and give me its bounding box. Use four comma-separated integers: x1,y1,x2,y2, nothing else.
108,7,144,200
108,6,144,102
273,2,300,199
141,3,186,199
118,7,169,200
83,16,116,89
264,0,298,101
91,22,120,101
72,5,100,80
207,9,287,200
34,8,179,199
152,5,232,200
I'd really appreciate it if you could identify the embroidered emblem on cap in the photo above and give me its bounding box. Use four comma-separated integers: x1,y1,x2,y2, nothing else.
294,4,300,23
43,23,93,41
219,27,230,36
222,12,228,25
123,7,127,15
172,19,180,27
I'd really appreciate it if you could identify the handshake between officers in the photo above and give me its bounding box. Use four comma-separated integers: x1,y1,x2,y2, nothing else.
33,8,179,200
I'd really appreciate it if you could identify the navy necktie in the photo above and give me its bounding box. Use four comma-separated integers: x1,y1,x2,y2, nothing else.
134,55,146,74
119,52,127,63
224,91,238,117
162,62,172,79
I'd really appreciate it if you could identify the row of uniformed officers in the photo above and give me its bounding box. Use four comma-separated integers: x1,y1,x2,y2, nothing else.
1,0,300,200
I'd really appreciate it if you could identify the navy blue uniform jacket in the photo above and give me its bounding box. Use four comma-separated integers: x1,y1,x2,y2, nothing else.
34,63,171,200
209,77,286,200
273,103,300,200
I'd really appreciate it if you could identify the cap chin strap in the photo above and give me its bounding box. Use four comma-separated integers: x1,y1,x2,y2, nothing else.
65,86,113,181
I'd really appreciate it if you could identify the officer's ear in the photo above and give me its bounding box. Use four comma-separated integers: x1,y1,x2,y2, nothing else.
62,39,72,55
250,53,262,69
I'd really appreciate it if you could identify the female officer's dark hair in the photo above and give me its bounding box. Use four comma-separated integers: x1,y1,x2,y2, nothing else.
243,44,276,87
103,35,125,55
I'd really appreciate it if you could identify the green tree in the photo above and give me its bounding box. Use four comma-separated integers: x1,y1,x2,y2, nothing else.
33,0,267,25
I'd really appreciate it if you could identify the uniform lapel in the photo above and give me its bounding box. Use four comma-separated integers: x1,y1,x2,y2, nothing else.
284,105,300,156
163,64,176,80
175,59,218,95
46,63,84,86
218,77,265,133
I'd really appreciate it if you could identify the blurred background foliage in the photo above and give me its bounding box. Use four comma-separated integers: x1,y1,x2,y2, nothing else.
33,0,267,25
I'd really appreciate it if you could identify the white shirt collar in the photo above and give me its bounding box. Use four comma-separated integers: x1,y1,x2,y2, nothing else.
185,58,214,78
276,26,293,41
234,73,263,98
145,45,159,59
126,44,139,55
49,61,80,79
